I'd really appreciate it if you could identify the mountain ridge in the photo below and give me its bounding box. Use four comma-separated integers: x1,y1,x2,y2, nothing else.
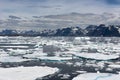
0,24,120,37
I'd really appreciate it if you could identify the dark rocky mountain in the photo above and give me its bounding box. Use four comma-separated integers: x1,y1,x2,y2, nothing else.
86,24,120,37
54,27,85,36
0,24,120,37
0,29,18,36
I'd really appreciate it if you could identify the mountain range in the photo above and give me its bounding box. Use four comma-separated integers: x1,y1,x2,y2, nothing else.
0,24,120,37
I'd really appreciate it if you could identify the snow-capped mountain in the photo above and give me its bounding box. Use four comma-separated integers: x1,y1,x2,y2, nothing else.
0,24,120,37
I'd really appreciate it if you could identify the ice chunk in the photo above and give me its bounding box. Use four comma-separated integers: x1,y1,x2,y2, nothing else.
73,53,119,60
0,55,30,62
0,66,59,80
73,73,120,80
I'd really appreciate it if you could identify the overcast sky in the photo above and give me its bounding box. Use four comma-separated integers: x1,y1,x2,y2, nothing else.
0,0,120,17
0,0,120,30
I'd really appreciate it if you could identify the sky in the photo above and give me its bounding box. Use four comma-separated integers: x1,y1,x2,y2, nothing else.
0,0,120,30
1,0,120,17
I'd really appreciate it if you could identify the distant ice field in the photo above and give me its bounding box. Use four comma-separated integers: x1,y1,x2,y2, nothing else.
0,37,120,62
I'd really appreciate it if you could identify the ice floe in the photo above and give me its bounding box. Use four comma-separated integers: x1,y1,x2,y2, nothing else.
38,56,72,61
108,64,120,68
0,66,59,80
73,73,120,80
73,53,119,60
8,49,30,56
0,56,30,62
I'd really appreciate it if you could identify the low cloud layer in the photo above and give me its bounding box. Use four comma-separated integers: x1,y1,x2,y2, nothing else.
0,13,120,31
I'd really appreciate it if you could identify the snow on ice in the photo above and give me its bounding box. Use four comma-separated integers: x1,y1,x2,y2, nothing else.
0,66,59,80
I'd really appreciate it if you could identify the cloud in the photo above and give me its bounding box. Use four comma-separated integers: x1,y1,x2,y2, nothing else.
26,5,62,9
9,15,21,19
0,0,120,31
0,13,120,31
0,0,113,17
103,0,120,5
